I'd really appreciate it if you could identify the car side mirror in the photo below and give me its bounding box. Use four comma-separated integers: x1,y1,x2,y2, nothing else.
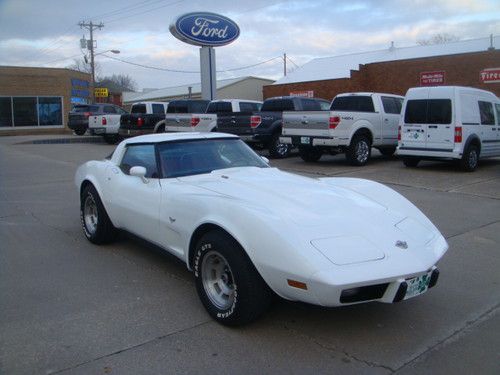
261,156,270,164
130,166,149,183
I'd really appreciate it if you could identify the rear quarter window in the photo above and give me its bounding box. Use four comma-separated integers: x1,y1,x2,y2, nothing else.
478,101,495,125
331,96,375,112
131,104,147,114
381,97,402,114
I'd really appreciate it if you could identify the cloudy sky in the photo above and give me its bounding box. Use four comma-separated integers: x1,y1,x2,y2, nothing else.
0,0,499,90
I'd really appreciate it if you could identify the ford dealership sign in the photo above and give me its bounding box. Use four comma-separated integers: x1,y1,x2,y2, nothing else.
170,12,240,47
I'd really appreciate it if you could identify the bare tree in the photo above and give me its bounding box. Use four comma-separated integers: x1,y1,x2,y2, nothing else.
66,58,102,80
100,74,138,91
417,33,460,46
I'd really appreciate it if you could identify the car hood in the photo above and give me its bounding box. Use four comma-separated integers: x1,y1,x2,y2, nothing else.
179,167,442,266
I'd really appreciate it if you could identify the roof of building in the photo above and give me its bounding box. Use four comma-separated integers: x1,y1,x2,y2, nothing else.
274,35,499,85
124,76,275,103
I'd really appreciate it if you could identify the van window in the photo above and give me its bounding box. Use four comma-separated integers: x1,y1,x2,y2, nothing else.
331,96,375,112
404,99,451,124
478,101,495,125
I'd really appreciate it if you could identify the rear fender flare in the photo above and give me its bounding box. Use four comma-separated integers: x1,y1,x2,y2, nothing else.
463,134,481,155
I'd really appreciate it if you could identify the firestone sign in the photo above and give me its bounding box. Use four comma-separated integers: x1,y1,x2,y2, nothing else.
169,12,240,47
480,68,500,83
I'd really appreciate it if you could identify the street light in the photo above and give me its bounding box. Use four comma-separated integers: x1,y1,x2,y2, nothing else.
91,49,120,102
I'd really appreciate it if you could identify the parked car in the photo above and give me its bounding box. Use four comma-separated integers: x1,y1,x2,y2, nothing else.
75,132,448,326
88,107,128,144
163,99,253,133
218,96,330,158
398,86,500,171
68,103,125,136
119,101,169,138
281,93,404,165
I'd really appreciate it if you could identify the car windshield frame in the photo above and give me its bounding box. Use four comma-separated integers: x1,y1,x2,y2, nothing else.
156,138,269,178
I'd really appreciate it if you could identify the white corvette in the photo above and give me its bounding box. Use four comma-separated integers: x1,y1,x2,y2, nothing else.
75,133,448,325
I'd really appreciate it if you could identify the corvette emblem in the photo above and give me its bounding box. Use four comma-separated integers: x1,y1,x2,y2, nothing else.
395,240,408,249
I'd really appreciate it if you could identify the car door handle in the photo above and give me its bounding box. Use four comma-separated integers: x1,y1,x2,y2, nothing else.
384,118,389,122
231,120,236,123
429,125,438,129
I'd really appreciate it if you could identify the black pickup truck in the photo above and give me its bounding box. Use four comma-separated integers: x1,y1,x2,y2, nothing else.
217,96,330,158
119,102,169,138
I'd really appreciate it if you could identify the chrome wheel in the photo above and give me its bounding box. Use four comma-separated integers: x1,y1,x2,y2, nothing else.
201,250,235,310
355,140,369,163
275,140,290,157
83,195,98,235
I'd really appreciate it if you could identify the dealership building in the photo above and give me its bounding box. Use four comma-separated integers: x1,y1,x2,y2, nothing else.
0,66,92,135
264,36,500,100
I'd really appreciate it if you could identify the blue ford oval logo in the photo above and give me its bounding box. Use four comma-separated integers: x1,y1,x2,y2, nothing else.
170,12,240,47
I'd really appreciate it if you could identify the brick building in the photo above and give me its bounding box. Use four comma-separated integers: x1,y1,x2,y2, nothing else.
264,36,500,100
0,66,91,135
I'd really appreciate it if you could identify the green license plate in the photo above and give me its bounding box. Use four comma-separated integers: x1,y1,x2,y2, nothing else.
404,272,431,300
300,136,310,145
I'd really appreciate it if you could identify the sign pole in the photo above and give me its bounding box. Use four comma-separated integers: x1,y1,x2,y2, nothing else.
200,46,216,100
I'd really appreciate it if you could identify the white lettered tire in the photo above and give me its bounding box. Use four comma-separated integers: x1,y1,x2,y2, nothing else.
194,230,273,326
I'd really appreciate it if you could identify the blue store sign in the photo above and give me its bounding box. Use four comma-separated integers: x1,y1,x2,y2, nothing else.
170,12,240,47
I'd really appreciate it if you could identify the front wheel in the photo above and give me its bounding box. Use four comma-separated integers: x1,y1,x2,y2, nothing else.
346,134,371,166
460,144,479,172
80,184,117,244
194,230,273,326
299,146,322,162
268,133,291,159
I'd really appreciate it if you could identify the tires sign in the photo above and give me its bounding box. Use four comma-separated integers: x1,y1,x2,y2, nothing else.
420,71,445,86
480,68,500,83
170,12,240,47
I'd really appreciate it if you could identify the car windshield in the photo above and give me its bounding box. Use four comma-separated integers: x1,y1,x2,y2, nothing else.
157,138,269,178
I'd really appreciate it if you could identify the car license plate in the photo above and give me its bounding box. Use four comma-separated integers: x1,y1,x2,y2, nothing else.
404,272,431,300
94,129,105,134
300,137,310,145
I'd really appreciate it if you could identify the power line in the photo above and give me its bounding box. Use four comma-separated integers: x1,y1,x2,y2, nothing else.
101,54,283,74
105,0,184,24
286,56,300,69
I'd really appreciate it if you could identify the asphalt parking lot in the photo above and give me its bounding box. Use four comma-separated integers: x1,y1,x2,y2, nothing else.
1,135,499,375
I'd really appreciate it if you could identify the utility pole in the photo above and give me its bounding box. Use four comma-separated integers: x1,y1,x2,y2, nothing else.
283,53,287,76
79,21,104,103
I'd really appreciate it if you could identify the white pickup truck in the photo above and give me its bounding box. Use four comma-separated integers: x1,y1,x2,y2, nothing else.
88,105,128,144
164,99,261,133
280,92,404,165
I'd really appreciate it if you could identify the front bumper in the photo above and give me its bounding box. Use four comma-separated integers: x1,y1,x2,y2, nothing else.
280,136,345,147
307,266,439,307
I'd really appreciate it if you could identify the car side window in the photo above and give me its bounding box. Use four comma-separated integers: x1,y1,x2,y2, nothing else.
218,102,233,113
496,104,500,125
104,106,116,113
119,144,159,178
479,101,495,125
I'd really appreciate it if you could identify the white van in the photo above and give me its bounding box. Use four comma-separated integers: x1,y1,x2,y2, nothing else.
397,86,500,171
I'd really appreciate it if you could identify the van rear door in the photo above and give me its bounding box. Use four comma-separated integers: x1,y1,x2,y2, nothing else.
401,98,428,149
426,89,454,151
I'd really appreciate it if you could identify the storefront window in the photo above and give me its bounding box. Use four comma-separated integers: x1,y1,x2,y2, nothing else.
38,97,62,126
13,97,38,126
0,97,13,127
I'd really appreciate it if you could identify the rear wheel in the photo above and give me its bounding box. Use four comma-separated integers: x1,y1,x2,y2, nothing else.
194,230,273,326
403,157,420,167
268,133,291,159
299,146,322,162
80,184,117,244
155,124,165,133
74,129,86,136
460,144,479,172
378,147,396,156
103,134,119,144
346,134,371,166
